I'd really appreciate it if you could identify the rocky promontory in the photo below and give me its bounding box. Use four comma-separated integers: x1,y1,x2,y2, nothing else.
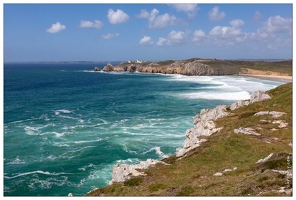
100,58,292,77
102,59,240,76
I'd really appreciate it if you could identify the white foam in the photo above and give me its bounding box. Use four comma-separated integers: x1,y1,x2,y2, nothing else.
143,147,169,158
4,170,72,179
55,109,73,115
178,91,251,101
7,157,26,165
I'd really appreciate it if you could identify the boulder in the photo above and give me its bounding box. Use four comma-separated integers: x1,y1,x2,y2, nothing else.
102,63,114,72
230,100,250,110
94,66,100,71
250,90,271,103
234,127,261,136
109,159,168,184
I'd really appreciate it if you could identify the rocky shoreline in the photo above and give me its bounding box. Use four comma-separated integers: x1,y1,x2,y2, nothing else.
100,89,275,187
85,59,292,196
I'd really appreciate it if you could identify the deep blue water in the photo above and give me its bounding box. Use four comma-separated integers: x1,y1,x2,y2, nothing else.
3,63,287,196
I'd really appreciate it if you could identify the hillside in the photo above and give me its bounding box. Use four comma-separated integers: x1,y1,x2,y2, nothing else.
87,82,292,196
100,59,292,76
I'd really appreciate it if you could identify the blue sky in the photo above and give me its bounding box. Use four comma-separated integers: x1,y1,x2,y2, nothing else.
3,2,293,62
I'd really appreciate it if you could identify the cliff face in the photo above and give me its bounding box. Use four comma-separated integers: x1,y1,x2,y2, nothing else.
102,59,240,76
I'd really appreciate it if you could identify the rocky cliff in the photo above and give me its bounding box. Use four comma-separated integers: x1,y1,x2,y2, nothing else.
102,59,239,76
86,83,292,196
107,90,273,184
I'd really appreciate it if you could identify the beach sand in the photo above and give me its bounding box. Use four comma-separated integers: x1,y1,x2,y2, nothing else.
239,74,292,82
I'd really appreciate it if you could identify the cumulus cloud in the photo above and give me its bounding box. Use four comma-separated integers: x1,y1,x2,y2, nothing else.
192,14,291,50
229,19,244,28
136,9,150,19
208,6,225,21
136,8,177,29
46,22,66,33
156,30,186,46
169,3,198,19
263,15,292,33
102,33,120,39
192,29,206,42
79,20,103,29
107,9,130,24
139,36,154,46
253,11,262,21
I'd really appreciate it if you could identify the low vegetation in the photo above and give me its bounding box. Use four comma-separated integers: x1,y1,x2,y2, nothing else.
87,82,292,196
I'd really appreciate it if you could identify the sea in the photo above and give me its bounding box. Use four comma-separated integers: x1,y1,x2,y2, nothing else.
3,63,288,196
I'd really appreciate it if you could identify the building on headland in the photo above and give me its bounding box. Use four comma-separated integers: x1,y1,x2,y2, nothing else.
136,59,142,63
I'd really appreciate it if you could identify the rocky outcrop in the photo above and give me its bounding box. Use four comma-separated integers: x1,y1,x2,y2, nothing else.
176,105,229,157
250,90,271,103
176,89,274,158
230,100,250,110
108,89,274,184
102,63,114,72
109,159,169,185
94,66,100,71
234,127,261,136
102,59,240,76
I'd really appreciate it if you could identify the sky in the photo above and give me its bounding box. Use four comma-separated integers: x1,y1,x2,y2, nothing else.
2,1,293,62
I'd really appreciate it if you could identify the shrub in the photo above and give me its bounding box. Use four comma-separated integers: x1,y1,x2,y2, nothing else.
148,183,166,191
124,177,143,187
238,111,257,119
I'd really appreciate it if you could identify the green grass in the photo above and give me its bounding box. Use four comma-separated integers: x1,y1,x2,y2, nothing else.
86,82,292,196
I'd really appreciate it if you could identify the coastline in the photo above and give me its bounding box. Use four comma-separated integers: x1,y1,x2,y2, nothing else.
238,74,292,82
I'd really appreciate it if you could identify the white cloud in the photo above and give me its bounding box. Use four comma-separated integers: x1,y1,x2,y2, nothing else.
192,29,206,42
156,30,186,46
102,33,120,39
139,36,154,46
230,19,244,28
136,9,150,19
107,9,130,24
136,8,177,29
156,37,167,46
263,15,292,33
253,11,262,21
46,22,66,33
169,3,198,19
208,6,225,21
79,20,103,29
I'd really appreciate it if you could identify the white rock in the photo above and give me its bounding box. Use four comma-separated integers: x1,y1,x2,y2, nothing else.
250,90,271,104
213,172,223,176
230,100,250,110
176,105,228,157
110,159,168,184
234,127,261,136
256,153,274,164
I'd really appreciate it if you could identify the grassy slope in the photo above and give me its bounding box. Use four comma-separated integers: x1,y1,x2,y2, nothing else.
87,82,292,196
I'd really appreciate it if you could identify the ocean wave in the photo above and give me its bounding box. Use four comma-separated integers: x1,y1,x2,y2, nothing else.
78,164,95,171
6,157,26,165
177,91,250,101
4,170,72,179
55,109,73,115
24,124,54,135
142,147,169,158
28,175,73,190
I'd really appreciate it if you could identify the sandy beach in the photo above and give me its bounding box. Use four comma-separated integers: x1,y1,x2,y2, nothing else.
239,74,292,82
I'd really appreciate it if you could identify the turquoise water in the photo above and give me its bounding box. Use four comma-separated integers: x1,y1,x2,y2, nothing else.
3,63,287,196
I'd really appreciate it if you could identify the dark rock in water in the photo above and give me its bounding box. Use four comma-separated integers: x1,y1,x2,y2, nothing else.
94,66,100,71
102,63,114,72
